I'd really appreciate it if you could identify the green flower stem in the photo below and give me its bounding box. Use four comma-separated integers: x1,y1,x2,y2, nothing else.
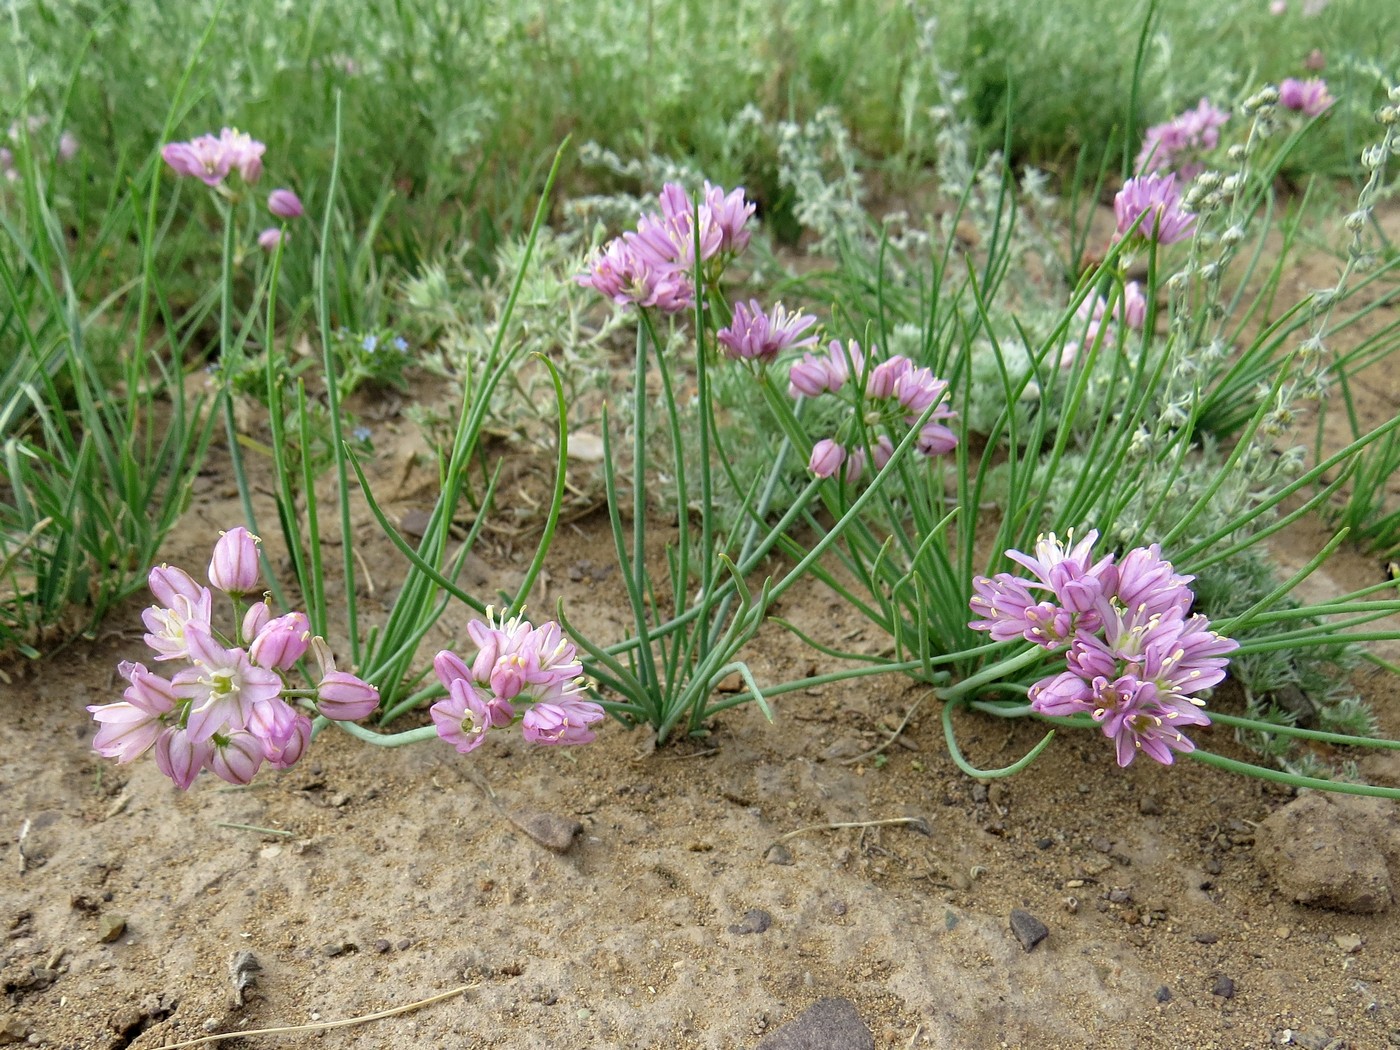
937,643,1058,702
942,698,1056,779
1208,710,1400,749
1187,750,1400,799
332,720,440,748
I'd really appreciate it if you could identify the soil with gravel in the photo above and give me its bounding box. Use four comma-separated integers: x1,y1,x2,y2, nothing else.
4,209,1400,1050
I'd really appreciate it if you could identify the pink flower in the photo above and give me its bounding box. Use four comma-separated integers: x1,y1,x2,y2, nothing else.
264,713,312,769
258,227,283,251
1279,77,1334,117
161,134,231,185
717,301,819,363
1135,98,1228,178
161,128,264,187
57,131,78,163
175,624,284,742
315,671,380,721
1114,174,1195,245
703,181,756,254
1304,49,1326,71
576,236,692,312
431,679,493,754
520,696,605,745
267,188,304,218
88,662,178,763
219,128,264,182
141,579,213,662
208,526,261,596
808,438,847,479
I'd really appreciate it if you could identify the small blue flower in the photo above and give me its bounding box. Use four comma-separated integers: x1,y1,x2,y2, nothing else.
352,425,372,442
362,334,379,353
392,336,408,353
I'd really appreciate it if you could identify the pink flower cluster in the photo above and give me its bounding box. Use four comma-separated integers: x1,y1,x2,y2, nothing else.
1060,282,1149,367
87,528,379,789
1135,98,1230,179
1114,173,1195,246
2,116,78,182
1279,77,1335,117
789,340,958,481
969,531,1238,767
431,609,604,753
161,128,266,186
576,182,755,312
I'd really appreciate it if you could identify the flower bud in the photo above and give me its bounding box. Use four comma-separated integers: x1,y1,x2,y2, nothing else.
316,671,380,721
808,438,847,479
433,649,473,690
209,527,261,595
154,727,213,791
242,600,271,642
249,611,311,669
258,227,283,251
208,731,265,785
149,564,205,608
267,188,304,218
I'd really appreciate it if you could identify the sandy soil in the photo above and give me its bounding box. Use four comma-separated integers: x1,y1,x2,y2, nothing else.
4,210,1400,1050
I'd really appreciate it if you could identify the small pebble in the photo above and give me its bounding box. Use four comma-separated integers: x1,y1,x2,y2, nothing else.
1035,838,1053,850
1154,985,1172,1003
1212,974,1236,999
396,938,412,951
729,909,772,935
1194,932,1220,945
374,939,391,954
765,844,794,866
1009,909,1048,952
97,914,126,943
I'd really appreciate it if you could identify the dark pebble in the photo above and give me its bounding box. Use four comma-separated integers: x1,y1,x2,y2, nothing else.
1009,909,1049,952
754,997,874,1050
1035,838,1053,850
1194,932,1219,945
374,939,391,954
396,938,412,951
323,942,347,958
1211,974,1236,999
728,909,772,935
1154,985,1172,1003
765,844,795,866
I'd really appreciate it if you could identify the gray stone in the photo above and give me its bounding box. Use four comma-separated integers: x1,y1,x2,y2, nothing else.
1009,908,1048,952
509,810,583,853
728,909,772,935
1211,974,1236,999
1254,793,1398,914
754,997,873,1050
